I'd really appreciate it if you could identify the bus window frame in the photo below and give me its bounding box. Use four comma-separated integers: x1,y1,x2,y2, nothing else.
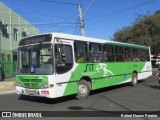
74,41,89,63
103,44,115,62
89,42,103,63
55,43,74,74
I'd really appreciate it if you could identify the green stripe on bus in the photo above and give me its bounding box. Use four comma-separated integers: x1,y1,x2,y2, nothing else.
105,42,149,49
63,62,146,96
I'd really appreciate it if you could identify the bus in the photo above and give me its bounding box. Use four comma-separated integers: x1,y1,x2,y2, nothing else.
16,33,152,99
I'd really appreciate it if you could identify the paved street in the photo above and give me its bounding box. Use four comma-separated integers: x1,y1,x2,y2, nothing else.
1,76,158,110
0,72,160,120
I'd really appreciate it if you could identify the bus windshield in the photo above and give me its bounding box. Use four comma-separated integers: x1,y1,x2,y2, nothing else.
17,43,53,75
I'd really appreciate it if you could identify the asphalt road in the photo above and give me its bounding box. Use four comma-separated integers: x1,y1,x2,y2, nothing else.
0,73,160,119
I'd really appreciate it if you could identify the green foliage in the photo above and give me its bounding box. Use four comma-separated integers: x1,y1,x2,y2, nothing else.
113,11,160,55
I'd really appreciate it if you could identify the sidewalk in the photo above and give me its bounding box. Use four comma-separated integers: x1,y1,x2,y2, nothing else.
0,77,16,90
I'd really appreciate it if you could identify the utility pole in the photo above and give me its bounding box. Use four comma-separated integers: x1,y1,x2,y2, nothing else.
78,4,85,37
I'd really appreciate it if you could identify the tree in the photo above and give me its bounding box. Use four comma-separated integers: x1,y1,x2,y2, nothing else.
113,11,160,55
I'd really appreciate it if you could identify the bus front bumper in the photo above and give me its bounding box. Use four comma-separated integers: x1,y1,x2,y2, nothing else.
16,86,55,98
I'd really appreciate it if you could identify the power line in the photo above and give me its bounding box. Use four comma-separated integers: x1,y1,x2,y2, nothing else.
5,24,76,28
1,0,80,34
77,27,81,35
86,0,155,21
84,0,95,16
1,0,82,35
39,0,78,6
0,8,78,21
55,26,75,32
1,0,74,24
40,14,79,32
0,14,77,25
73,18,80,35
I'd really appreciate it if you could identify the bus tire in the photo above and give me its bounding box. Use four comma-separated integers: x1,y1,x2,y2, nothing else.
76,80,90,100
131,72,138,86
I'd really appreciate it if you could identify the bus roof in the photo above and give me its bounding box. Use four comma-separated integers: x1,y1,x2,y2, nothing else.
19,32,149,49
52,32,149,49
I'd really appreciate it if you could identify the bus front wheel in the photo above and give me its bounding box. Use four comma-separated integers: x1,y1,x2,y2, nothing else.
76,80,90,100
131,72,138,86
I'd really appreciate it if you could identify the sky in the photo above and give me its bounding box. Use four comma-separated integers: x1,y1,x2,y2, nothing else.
0,0,160,40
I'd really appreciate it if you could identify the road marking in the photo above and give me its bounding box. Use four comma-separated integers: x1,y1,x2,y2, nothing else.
0,90,16,95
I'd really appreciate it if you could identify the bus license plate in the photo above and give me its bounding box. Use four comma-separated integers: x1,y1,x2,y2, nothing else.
25,89,37,95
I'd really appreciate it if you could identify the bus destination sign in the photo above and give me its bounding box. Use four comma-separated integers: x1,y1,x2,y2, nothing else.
19,34,52,46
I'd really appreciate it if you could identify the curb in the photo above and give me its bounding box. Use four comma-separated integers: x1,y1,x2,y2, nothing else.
0,81,16,90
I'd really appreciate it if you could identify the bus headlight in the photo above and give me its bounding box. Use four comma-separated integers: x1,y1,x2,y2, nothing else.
16,82,22,87
40,84,49,89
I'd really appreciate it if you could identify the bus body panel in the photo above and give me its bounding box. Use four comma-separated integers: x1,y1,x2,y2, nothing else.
63,61,152,94
54,64,79,98
16,33,152,99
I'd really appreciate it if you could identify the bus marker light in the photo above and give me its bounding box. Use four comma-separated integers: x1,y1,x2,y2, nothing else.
16,82,22,87
50,84,54,87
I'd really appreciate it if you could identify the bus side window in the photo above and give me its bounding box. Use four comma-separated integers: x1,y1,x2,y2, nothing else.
140,49,150,62
145,49,150,61
89,43,103,62
104,45,115,62
132,48,139,62
74,41,88,63
115,46,124,62
124,47,132,62
139,49,145,61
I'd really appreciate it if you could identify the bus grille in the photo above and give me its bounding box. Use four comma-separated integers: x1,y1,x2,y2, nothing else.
21,79,43,89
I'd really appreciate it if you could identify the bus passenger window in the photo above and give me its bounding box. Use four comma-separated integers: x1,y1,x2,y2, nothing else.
115,46,124,62
132,48,139,62
145,49,150,61
74,41,88,63
89,43,103,62
104,45,115,62
124,47,132,62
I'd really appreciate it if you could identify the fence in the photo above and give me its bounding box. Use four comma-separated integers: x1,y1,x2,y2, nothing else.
0,61,17,79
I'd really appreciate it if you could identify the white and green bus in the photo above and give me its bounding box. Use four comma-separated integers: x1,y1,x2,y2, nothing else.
16,33,152,99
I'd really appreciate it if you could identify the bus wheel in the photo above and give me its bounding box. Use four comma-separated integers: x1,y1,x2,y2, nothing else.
131,72,138,86
76,80,90,100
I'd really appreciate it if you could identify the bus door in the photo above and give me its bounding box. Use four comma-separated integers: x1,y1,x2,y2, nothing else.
54,39,77,97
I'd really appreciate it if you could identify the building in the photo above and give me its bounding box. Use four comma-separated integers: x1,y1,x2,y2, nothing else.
0,2,39,78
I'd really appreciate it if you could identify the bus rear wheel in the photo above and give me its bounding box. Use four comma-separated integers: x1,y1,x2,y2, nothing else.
131,72,138,86
76,80,90,100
